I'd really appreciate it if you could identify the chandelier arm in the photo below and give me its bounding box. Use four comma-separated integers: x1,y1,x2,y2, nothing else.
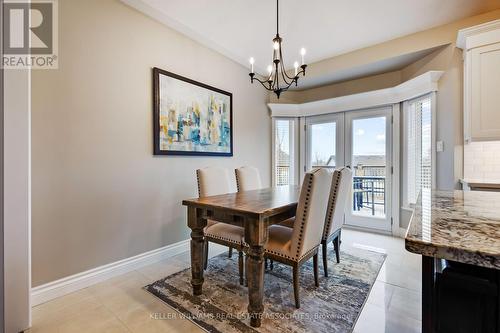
282,70,296,82
296,68,306,77
281,70,294,86
280,83,292,93
280,71,293,86
276,53,293,86
280,62,296,83
278,46,296,82
253,77,274,90
251,75,270,85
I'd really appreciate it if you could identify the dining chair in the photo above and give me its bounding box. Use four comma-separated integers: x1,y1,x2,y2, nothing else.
264,168,333,308
321,167,352,277
196,167,246,285
235,166,262,192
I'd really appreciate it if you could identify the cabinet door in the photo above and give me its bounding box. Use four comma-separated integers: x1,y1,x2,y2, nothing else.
470,42,500,141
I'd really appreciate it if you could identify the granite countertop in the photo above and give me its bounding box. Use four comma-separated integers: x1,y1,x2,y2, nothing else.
405,189,500,269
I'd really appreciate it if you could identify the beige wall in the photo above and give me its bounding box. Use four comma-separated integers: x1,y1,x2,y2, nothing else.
269,70,402,104
31,0,270,286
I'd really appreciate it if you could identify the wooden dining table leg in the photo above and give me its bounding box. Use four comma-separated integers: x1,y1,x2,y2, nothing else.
244,217,268,328
187,206,207,296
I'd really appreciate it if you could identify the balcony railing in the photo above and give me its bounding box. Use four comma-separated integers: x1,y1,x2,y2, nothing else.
275,165,386,217
352,176,385,216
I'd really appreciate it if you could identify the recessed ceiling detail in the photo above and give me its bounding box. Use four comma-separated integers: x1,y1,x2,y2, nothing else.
122,0,500,86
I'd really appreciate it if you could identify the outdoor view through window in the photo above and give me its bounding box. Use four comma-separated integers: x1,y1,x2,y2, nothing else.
351,117,386,218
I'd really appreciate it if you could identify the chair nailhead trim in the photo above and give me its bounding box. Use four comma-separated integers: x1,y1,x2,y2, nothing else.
265,249,294,260
235,169,240,192
264,243,317,261
295,173,314,260
196,169,202,197
323,169,342,241
205,232,244,246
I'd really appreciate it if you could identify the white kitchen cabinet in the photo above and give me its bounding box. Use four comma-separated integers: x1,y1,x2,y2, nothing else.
457,20,500,142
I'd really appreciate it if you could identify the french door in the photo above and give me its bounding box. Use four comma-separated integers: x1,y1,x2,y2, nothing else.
344,108,392,231
304,107,393,232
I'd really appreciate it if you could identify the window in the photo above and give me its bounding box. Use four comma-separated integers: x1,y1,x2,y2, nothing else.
403,94,434,206
273,118,297,186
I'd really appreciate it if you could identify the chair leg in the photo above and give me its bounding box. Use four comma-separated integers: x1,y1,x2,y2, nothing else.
333,236,340,264
238,251,244,285
203,240,209,270
313,253,319,287
270,260,274,270
293,264,300,309
228,247,233,258
244,255,248,287
265,258,268,270
322,241,328,277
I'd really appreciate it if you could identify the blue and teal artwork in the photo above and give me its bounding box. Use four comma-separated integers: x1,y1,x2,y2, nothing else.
154,68,233,156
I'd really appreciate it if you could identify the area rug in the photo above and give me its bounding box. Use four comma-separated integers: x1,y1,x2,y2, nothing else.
145,245,386,333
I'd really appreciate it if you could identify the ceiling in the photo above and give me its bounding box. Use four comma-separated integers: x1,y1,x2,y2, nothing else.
299,45,447,90
123,0,500,77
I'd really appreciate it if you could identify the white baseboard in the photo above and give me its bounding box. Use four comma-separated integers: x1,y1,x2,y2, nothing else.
31,239,191,306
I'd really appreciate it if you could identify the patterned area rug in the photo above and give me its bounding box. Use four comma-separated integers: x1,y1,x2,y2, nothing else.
145,245,386,333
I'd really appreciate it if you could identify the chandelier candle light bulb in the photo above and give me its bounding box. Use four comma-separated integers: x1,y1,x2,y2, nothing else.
247,0,308,98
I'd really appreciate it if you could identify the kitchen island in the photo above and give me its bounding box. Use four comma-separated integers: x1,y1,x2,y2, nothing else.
405,189,500,333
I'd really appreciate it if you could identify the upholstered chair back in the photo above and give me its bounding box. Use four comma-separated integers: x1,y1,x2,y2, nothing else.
196,167,231,197
322,167,353,241
290,168,333,259
235,166,262,192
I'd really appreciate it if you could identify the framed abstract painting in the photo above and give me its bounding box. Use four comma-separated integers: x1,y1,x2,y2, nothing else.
153,67,233,156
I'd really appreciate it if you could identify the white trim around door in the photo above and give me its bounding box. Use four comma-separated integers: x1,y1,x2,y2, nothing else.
344,106,393,232
304,113,345,172
299,106,395,234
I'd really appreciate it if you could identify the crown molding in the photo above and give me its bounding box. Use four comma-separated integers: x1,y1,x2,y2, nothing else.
456,19,500,50
268,71,444,117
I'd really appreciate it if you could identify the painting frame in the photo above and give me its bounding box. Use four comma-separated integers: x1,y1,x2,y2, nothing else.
153,67,233,156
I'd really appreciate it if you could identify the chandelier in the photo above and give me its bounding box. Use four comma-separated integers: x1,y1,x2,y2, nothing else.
248,0,307,99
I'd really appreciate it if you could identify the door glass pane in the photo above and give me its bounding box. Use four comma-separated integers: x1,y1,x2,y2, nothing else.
421,99,432,190
406,97,432,205
351,117,386,218
310,122,336,169
275,119,293,186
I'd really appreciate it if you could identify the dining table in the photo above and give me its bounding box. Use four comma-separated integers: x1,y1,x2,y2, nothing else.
182,185,300,327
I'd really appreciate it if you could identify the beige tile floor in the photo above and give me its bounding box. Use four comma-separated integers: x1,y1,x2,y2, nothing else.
27,229,422,333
